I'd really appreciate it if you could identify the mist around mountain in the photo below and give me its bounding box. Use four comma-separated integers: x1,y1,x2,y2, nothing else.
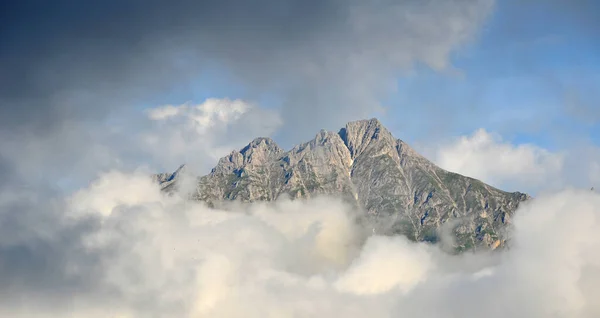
158,118,530,252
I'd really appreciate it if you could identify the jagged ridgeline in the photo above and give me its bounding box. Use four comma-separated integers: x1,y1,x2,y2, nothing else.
154,118,530,251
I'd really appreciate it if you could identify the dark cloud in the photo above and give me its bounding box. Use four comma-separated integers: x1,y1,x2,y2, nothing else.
0,0,492,141
0,188,104,314
0,0,328,132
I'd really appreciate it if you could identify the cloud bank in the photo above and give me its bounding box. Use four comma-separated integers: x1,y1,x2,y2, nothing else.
2,170,600,317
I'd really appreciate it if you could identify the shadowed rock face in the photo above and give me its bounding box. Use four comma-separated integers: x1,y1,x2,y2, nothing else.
160,118,530,251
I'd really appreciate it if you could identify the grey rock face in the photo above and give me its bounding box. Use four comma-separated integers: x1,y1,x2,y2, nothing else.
160,119,530,251
152,164,187,193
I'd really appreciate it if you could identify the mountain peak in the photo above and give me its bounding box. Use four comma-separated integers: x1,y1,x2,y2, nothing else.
152,164,188,192
241,137,280,154
176,118,530,251
338,118,394,158
343,118,386,135
350,117,383,127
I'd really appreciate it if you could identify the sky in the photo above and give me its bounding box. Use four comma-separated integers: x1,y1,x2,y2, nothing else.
185,0,595,194
3,0,596,194
1,0,600,317
389,0,600,142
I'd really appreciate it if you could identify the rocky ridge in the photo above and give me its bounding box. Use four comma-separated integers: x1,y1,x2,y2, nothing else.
159,118,530,251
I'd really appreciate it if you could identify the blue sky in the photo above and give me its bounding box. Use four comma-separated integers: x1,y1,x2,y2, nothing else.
386,0,600,149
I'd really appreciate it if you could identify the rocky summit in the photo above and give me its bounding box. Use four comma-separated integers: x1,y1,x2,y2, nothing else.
158,118,530,252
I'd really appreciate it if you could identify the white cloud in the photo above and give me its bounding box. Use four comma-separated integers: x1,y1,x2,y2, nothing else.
334,236,433,295
432,129,565,191
140,98,282,173
146,98,251,132
423,129,600,194
0,98,282,191
3,171,600,317
68,171,164,217
146,104,183,120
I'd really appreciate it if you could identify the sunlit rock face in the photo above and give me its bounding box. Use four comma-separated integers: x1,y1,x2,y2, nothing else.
158,118,530,251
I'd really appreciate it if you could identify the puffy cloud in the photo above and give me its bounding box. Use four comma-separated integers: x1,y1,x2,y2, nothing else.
2,170,600,317
146,99,250,125
0,98,281,190
423,128,600,194
139,98,282,172
431,128,565,191
146,105,186,121
334,236,434,295
68,171,164,217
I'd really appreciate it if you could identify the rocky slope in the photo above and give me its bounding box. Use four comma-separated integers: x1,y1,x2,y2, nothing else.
152,163,187,192
160,119,530,251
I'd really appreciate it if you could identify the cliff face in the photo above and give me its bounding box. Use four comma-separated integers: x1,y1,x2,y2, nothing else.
162,118,530,251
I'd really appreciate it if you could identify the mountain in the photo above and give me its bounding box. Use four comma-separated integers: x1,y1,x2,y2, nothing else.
159,118,530,252
152,163,187,192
